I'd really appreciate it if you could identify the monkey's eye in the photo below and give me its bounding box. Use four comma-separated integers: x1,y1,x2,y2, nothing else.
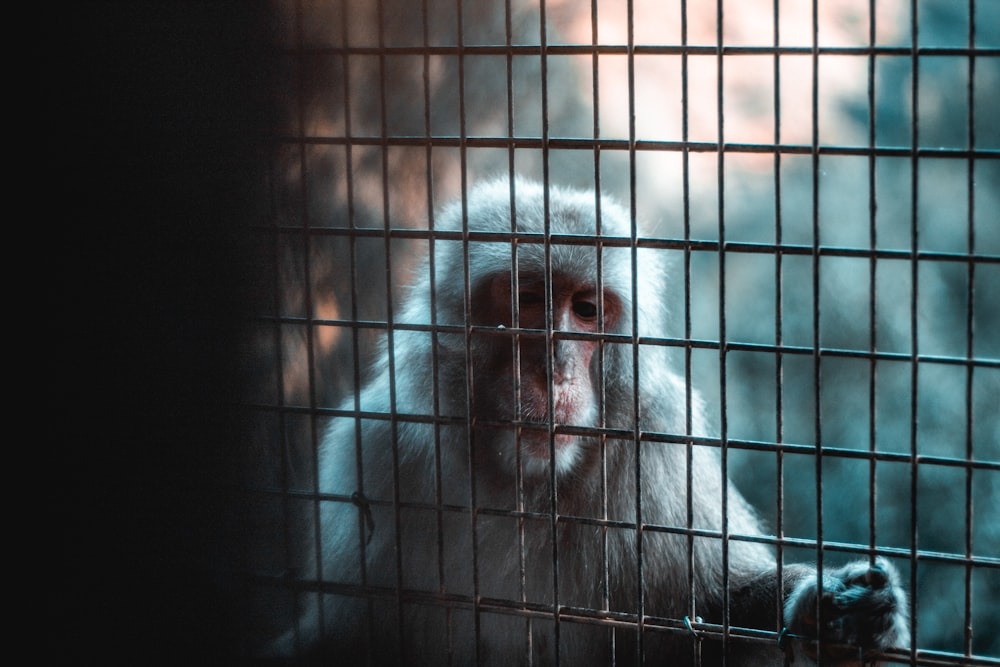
572,297,598,320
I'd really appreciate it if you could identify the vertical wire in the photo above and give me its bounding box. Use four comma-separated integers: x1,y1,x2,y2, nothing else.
809,0,825,656
771,0,787,646
374,0,406,660
503,2,532,663
908,0,921,659
963,0,976,656
963,0,978,658
587,3,613,662
866,0,880,571
680,2,700,663
420,0,451,660
625,0,645,663
714,0,730,660
453,1,483,661
536,2,564,663
292,0,327,648
340,0,372,656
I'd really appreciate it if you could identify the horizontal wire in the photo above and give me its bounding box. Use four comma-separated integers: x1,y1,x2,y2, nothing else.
282,43,1000,58
275,133,1000,160
257,225,1000,265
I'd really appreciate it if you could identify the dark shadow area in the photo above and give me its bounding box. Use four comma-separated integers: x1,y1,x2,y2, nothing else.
50,3,275,663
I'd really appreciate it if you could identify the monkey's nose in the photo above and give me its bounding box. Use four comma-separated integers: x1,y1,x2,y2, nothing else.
552,338,568,363
552,363,572,385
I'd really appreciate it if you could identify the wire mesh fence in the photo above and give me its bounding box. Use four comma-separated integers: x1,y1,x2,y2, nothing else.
243,1,1000,665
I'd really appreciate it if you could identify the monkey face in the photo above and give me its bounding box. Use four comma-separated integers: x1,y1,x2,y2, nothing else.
470,271,622,479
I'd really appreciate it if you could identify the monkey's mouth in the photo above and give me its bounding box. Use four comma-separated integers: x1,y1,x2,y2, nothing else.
514,428,584,476
518,428,576,460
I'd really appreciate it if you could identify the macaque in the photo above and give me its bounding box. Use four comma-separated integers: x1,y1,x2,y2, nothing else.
271,178,908,666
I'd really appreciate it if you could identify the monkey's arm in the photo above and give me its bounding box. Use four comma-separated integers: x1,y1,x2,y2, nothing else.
728,559,909,664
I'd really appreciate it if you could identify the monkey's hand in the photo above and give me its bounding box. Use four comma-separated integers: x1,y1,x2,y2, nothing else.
783,557,909,664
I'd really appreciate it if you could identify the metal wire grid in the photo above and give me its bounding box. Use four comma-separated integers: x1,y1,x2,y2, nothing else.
250,1,1000,665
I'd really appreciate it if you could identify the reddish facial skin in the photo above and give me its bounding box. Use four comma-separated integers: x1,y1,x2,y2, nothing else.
479,273,621,465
